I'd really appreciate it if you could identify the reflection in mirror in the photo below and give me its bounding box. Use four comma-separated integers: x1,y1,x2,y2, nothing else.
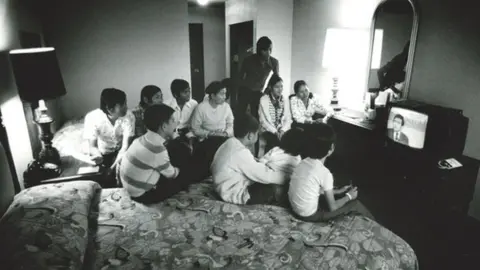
367,0,417,105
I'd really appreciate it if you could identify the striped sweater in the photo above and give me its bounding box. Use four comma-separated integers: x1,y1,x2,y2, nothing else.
119,130,179,197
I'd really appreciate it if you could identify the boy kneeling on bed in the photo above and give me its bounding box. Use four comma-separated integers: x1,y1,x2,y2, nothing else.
119,104,195,204
288,123,374,222
211,113,286,205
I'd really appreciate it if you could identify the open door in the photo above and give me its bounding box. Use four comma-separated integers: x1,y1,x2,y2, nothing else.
229,20,254,111
189,23,206,103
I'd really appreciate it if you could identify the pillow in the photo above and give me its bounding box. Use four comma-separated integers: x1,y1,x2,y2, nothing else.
0,181,101,270
52,117,89,157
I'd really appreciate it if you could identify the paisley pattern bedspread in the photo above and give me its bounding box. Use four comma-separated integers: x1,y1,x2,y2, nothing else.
0,181,418,270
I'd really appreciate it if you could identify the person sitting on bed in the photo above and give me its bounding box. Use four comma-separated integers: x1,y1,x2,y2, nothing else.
290,80,333,128
84,88,135,171
166,79,198,139
211,113,286,205
119,104,196,204
190,81,234,141
288,123,374,222
258,127,304,185
131,85,163,138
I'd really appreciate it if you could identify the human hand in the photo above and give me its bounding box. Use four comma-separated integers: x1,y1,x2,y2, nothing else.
91,155,103,165
322,112,334,123
346,187,358,200
394,81,405,91
110,151,125,170
337,185,353,193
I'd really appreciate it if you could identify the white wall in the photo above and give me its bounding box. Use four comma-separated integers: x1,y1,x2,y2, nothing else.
404,0,480,220
256,0,294,94
291,0,379,103
42,0,191,120
0,0,40,188
189,4,226,86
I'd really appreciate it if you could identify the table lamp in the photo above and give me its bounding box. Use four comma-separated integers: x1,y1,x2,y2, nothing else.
9,47,66,171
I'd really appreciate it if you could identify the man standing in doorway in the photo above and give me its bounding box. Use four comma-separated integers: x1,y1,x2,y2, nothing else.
237,36,279,119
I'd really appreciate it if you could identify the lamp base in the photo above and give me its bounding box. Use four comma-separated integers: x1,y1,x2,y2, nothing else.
35,104,61,164
38,145,61,166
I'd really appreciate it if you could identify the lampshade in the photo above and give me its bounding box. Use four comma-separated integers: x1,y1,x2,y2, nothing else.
9,47,66,102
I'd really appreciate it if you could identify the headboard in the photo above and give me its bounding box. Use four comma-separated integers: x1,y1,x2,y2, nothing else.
0,141,16,217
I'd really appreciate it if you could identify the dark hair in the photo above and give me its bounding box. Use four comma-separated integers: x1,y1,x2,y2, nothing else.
205,81,226,96
302,123,336,159
170,79,190,98
393,114,405,126
234,113,259,138
293,80,313,99
279,128,305,156
256,36,272,52
140,85,162,107
100,88,126,114
264,74,283,96
143,104,175,132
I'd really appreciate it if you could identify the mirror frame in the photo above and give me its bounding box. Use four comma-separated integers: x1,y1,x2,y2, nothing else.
365,0,420,99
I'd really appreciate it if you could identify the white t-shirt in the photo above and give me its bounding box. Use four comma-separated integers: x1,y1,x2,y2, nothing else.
259,147,302,184
288,158,334,217
83,109,135,155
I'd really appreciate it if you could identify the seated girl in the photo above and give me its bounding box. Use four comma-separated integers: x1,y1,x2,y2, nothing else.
258,74,291,155
191,81,234,141
288,123,374,222
259,127,304,185
131,85,163,138
290,80,333,128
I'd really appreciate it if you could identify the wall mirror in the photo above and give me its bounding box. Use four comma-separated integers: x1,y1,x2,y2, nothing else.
366,0,419,101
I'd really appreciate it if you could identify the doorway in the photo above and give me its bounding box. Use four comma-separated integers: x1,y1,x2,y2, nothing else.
229,20,254,111
189,23,206,103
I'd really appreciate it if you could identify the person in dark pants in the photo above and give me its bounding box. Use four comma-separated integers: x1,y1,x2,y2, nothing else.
83,88,135,187
288,123,374,222
237,36,279,119
189,136,228,182
119,104,195,205
377,41,410,95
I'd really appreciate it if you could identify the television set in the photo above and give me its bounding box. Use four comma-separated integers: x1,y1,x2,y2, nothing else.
386,107,428,149
379,100,468,166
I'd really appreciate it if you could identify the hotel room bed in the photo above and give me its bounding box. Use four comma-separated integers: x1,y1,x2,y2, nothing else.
52,117,87,158
0,180,418,269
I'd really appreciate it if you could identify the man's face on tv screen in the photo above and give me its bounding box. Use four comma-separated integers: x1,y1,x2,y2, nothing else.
393,117,403,131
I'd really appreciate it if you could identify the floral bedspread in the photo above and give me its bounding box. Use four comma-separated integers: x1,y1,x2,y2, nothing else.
0,181,418,269
87,183,418,270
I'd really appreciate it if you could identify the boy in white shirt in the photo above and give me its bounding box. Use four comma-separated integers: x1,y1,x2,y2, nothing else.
83,88,135,175
211,114,285,205
288,123,374,222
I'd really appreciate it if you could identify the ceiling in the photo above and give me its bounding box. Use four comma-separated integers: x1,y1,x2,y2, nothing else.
187,0,226,4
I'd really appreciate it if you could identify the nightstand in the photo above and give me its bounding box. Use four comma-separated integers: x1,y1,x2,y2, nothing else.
23,155,109,188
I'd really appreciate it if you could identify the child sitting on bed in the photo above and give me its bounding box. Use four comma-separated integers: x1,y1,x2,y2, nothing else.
288,123,373,222
211,114,286,206
258,127,305,185
119,104,195,204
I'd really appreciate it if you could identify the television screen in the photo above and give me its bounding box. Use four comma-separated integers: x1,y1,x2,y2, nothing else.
387,107,429,149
